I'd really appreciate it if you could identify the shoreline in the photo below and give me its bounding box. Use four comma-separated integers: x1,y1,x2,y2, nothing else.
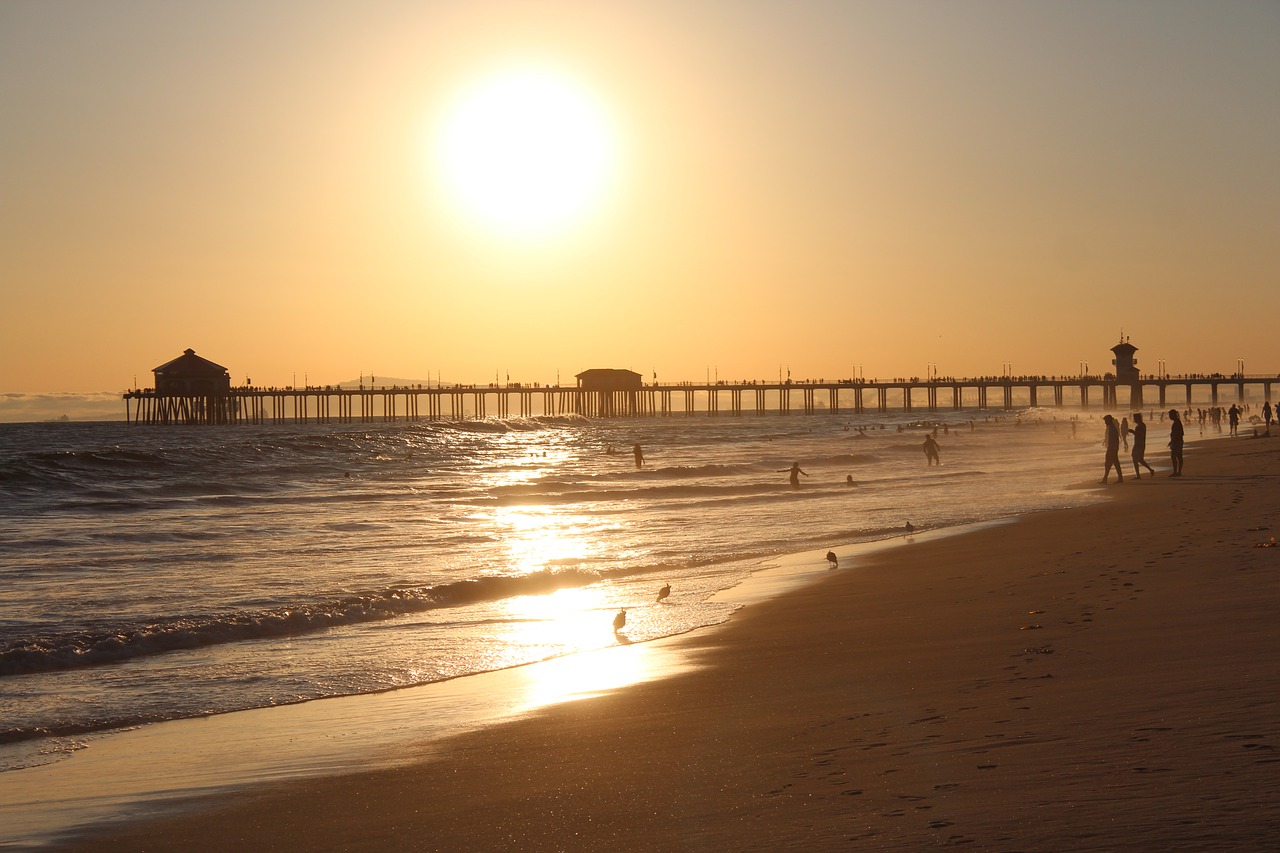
28,435,1280,850
0,519,993,849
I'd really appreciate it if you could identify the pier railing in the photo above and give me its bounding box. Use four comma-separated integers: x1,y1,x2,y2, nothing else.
123,374,1278,425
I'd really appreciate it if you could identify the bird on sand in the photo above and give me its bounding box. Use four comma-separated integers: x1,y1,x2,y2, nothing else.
613,608,627,632
904,521,915,536
825,551,838,568
656,583,671,603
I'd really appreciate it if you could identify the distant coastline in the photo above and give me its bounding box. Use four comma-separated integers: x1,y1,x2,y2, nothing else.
0,392,127,424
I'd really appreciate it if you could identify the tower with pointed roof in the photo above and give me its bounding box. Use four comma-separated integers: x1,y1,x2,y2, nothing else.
1110,336,1140,408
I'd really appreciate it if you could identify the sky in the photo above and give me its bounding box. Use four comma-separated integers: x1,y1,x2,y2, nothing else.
2,0,1277,405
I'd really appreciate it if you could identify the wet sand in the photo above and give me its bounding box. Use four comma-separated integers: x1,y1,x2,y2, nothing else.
55,435,1280,851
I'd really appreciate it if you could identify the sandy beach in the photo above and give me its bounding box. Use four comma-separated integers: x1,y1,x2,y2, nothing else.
53,435,1280,851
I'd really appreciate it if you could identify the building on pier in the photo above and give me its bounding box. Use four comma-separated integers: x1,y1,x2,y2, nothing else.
574,369,643,391
135,348,235,424
154,348,231,396
575,368,643,417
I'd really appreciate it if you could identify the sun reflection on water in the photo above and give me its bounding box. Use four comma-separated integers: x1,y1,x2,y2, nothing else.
493,506,608,574
497,587,675,711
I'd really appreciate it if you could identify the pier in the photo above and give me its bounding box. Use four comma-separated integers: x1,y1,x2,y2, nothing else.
124,374,1277,426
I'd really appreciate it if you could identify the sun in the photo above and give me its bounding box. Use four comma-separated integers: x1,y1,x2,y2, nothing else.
434,66,618,239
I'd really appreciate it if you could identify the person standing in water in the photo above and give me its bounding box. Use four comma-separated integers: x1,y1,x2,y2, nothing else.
633,443,644,468
1129,412,1156,479
1168,409,1184,476
779,461,808,487
1100,414,1123,484
922,434,941,466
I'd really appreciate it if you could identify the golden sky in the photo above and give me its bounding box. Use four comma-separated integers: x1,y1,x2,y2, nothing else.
2,0,1277,394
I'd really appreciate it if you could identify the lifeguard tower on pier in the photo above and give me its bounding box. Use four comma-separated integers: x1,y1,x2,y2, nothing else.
1111,336,1141,409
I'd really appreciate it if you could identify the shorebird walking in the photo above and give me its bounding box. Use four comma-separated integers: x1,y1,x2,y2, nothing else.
656,583,671,603
826,551,838,568
613,608,627,632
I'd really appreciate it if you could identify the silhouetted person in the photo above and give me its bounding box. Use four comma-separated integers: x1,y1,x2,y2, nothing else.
826,551,838,568
633,444,644,468
656,584,670,603
1120,416,1130,451
846,474,855,486
1130,412,1156,478
1228,404,1240,436
1101,414,1123,484
779,461,808,487
613,608,627,632
922,434,941,466
1263,401,1273,428
1168,409,1184,476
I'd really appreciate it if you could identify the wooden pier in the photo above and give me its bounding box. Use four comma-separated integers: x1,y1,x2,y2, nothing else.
124,375,1277,425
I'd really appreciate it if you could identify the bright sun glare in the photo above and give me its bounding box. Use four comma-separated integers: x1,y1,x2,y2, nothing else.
435,67,618,239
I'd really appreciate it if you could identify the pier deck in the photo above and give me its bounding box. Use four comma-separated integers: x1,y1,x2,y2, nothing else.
123,375,1276,425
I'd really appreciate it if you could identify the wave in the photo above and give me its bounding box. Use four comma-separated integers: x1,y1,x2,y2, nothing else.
0,568,605,678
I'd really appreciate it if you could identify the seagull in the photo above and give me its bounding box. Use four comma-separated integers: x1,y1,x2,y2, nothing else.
826,551,838,568
613,608,627,632
656,583,671,603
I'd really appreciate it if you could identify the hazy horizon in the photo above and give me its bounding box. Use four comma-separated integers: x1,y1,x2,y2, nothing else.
3,0,1277,394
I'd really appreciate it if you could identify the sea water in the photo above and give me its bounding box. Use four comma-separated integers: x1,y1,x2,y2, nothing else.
1,410,1110,779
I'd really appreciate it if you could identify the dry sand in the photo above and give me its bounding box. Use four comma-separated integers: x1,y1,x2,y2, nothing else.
57,436,1280,851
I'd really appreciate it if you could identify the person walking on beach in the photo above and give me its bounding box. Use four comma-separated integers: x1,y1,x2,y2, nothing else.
1168,409,1184,476
922,434,941,466
1120,416,1130,451
633,443,644,468
779,461,808,487
1101,414,1123,484
1130,412,1156,479
1228,404,1241,436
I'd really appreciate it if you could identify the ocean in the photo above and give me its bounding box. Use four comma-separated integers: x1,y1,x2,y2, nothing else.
1,410,1108,782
